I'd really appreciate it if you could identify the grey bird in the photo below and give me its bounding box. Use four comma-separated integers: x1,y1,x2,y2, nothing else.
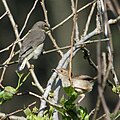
18,21,49,71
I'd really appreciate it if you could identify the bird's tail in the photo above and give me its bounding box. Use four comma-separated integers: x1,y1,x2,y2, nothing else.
18,58,27,71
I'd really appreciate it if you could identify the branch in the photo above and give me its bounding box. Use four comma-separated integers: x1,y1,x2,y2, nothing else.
40,0,63,57
39,28,99,116
52,0,97,31
0,11,7,20
1,0,44,94
0,113,26,120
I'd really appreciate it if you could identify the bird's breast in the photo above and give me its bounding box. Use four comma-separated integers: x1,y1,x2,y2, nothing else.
33,43,44,59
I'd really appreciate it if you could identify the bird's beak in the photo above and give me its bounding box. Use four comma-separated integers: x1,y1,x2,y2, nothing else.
44,24,51,31
52,69,60,74
51,68,57,72
45,26,50,31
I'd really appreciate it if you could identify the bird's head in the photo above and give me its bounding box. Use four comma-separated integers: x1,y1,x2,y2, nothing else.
53,68,69,77
52,68,71,87
33,21,50,31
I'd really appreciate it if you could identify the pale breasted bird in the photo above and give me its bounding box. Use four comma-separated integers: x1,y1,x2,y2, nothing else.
53,68,97,102
18,21,49,71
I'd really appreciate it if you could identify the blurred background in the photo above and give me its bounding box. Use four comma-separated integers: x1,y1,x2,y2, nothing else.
0,0,120,117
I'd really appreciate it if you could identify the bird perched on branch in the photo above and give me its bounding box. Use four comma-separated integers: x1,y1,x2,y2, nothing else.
18,21,49,71
53,68,97,103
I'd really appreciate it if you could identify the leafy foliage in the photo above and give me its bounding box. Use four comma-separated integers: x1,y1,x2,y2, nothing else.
0,86,17,104
107,80,120,94
24,106,54,120
57,86,90,120
0,72,30,104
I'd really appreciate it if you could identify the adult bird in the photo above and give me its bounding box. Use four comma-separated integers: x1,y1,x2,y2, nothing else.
53,68,97,103
18,21,49,71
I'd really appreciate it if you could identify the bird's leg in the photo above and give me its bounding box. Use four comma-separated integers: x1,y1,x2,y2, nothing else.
77,94,85,103
73,93,85,104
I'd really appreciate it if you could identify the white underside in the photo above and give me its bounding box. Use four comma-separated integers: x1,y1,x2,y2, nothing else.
18,43,44,71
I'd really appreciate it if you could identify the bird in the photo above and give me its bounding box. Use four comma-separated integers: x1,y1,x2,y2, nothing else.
53,68,97,102
18,21,49,71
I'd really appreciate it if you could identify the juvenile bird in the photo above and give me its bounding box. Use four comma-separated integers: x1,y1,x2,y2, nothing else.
54,68,96,102
18,21,49,71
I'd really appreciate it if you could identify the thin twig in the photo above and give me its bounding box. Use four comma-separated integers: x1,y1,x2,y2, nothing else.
83,2,96,36
69,0,77,84
29,92,62,109
40,0,63,57
0,0,95,55
0,102,36,120
108,15,120,24
19,0,39,36
96,114,106,120
82,47,97,71
0,0,20,83
0,11,7,20
39,28,100,116
1,0,44,94
52,0,97,31
0,38,109,69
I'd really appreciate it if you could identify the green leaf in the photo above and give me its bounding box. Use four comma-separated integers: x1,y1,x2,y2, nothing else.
32,107,39,114
64,86,76,96
107,80,120,94
112,85,120,94
4,86,17,95
49,106,54,119
24,107,54,120
0,86,16,104
77,106,89,120
0,91,4,98
24,108,40,120
24,108,32,116
64,86,78,103
110,109,120,120
16,71,30,90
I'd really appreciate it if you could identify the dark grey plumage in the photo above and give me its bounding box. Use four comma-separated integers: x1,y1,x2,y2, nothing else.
18,21,48,71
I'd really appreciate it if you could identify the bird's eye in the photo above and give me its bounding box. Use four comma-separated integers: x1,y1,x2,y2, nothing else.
44,24,49,30
44,24,47,27
60,69,63,72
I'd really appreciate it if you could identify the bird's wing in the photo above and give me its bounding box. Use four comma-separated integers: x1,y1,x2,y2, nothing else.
72,75,94,92
19,29,45,61
74,75,94,82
